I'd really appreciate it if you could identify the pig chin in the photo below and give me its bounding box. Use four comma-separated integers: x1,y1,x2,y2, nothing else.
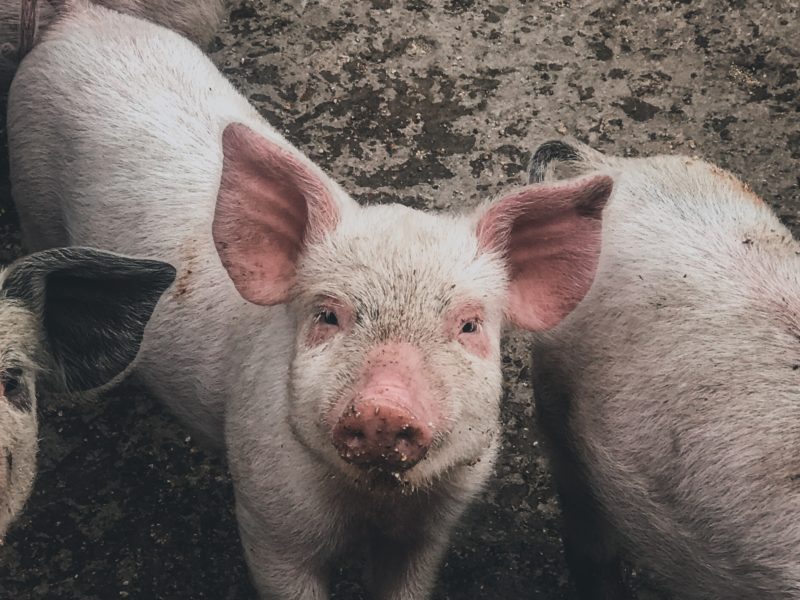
328,440,448,494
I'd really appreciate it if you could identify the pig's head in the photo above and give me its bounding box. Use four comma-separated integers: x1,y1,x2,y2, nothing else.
214,123,611,490
0,248,175,537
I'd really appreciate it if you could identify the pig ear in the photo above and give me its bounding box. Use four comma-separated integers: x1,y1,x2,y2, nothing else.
2,247,176,391
476,174,613,331
212,122,340,305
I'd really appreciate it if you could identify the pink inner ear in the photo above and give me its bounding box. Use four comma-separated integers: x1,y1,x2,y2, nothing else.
213,123,339,305
477,174,613,331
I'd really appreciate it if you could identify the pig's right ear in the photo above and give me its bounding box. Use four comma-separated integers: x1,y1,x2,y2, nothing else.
212,122,340,305
2,248,176,391
476,174,613,331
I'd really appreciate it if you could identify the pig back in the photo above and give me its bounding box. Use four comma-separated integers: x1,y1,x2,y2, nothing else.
533,157,800,598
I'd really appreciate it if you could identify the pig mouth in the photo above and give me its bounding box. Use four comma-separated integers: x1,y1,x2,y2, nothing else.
356,468,419,492
337,446,429,473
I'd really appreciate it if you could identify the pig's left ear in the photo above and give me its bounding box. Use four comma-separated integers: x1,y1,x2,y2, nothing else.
3,248,176,391
476,174,612,331
212,122,340,305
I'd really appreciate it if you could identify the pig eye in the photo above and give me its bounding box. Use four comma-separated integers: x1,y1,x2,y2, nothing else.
316,309,339,327
1,368,22,397
461,320,480,334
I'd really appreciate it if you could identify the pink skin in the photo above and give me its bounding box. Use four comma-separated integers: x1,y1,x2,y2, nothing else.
212,123,340,306
331,343,442,471
477,174,613,330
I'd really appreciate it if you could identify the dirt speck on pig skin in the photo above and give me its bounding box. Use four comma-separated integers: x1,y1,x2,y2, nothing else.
0,0,797,598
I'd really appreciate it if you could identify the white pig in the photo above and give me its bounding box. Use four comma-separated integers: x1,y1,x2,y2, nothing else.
528,139,800,600
0,247,175,539
8,2,612,597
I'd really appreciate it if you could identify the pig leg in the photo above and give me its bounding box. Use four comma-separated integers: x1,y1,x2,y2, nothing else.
556,475,629,600
366,525,450,600
365,472,488,600
534,362,630,600
235,501,330,600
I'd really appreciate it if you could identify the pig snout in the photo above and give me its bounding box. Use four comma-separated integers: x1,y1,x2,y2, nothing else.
333,398,433,471
332,343,439,471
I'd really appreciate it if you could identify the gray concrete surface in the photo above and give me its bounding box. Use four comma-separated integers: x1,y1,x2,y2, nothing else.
0,0,798,598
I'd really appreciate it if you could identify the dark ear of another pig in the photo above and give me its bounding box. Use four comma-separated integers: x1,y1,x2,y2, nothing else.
3,247,176,391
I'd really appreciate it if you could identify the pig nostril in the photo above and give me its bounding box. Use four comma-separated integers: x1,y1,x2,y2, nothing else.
342,427,365,444
396,426,417,442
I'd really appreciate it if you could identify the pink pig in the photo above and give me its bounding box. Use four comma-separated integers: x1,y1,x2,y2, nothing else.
529,139,800,600
8,2,611,597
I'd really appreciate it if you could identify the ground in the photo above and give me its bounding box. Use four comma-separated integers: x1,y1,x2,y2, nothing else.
0,0,798,598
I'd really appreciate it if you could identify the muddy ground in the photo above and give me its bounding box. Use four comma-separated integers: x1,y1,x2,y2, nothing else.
0,0,798,598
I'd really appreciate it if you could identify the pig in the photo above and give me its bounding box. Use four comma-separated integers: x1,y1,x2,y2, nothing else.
7,1,612,596
528,139,800,600
0,246,175,539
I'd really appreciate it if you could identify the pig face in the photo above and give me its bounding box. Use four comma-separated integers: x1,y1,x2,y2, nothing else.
286,206,509,489
0,303,39,537
213,123,612,490
0,248,175,538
